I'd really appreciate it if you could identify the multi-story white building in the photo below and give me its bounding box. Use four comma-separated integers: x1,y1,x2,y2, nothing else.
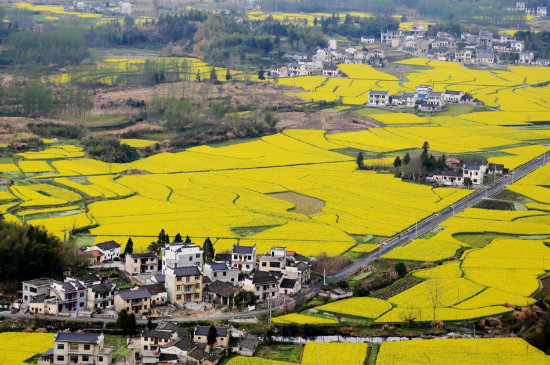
125,252,158,275
39,332,114,365
162,243,203,274
242,272,279,302
463,163,487,185
231,244,256,273
87,282,116,310
22,278,52,303
259,247,287,273
367,90,389,106
87,240,121,262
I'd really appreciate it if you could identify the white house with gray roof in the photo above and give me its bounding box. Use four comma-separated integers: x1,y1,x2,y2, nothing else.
114,288,151,314
231,244,257,273
162,242,203,274
40,332,114,365
87,240,121,262
367,90,390,106
204,262,239,284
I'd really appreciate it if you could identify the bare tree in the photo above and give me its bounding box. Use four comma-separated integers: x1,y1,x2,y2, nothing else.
427,279,442,322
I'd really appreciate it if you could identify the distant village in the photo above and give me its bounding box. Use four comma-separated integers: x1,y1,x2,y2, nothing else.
64,1,132,16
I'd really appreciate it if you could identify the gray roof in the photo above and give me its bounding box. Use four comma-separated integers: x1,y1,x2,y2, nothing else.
129,252,157,258
238,334,259,350
23,278,52,287
143,329,173,340
152,274,165,283
164,338,196,352
41,348,54,357
445,90,462,95
75,273,100,284
280,278,298,289
171,266,201,277
370,90,389,95
95,240,120,251
195,326,228,337
55,333,100,343
433,170,463,177
117,289,151,300
252,273,279,284
232,245,255,254
140,283,166,295
156,322,191,339
208,262,229,271
464,164,482,170
90,283,116,293
30,294,47,303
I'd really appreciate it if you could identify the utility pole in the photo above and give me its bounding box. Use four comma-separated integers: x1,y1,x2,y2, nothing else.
323,270,326,285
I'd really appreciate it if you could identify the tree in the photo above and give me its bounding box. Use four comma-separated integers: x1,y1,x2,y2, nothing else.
128,312,137,334
196,72,201,82
464,177,473,189
207,325,218,348
394,262,407,277
148,229,169,256
209,67,218,82
147,318,155,330
234,290,257,307
421,141,430,161
356,151,364,169
116,309,129,333
225,69,232,81
185,235,192,243
258,68,265,80
393,156,402,169
428,279,442,322
203,237,215,262
403,152,411,166
123,238,134,256
174,233,182,243
313,17,318,26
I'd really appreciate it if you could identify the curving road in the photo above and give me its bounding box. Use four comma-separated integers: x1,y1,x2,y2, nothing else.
3,151,549,323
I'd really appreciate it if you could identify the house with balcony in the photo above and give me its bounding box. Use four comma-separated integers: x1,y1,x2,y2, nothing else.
141,322,191,352
86,240,121,262
125,252,158,275
162,242,203,274
87,282,116,310
22,278,52,304
114,289,152,315
283,261,311,284
45,279,87,314
165,266,203,307
231,244,257,273
38,332,114,365
367,90,390,106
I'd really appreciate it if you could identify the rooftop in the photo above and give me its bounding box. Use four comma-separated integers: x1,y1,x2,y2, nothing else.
207,262,229,271
55,332,100,343
95,240,120,251
232,245,255,255
23,278,52,287
195,326,228,337
171,266,201,277
117,289,151,300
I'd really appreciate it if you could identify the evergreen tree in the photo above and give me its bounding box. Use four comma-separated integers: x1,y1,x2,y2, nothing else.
207,325,218,348
128,312,137,334
393,156,402,169
225,68,232,81
203,237,215,262
147,318,155,330
123,238,134,255
403,152,411,166
174,233,182,243
116,309,128,333
210,67,217,81
185,235,192,243
313,17,318,26
421,141,430,160
258,68,265,80
196,72,201,82
356,151,364,169
148,229,169,256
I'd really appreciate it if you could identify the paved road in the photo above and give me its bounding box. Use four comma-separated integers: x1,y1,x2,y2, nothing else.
4,151,549,323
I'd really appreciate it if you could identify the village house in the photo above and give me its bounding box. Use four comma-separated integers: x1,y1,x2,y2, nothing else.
319,285,353,299
487,163,505,175
114,289,151,315
203,280,240,306
259,246,287,273
165,266,203,307
519,51,535,64
125,252,158,275
367,90,390,106
283,260,311,284
429,170,464,187
360,36,376,44
162,242,204,273
229,328,260,357
425,91,445,107
443,90,464,103
231,244,257,273
279,278,301,295
86,241,121,262
138,283,168,306
194,326,230,349
87,282,116,310
463,163,487,185
242,272,279,301
203,262,239,283
22,278,52,303
455,49,473,64
476,48,495,64
141,322,191,351
322,65,342,77
38,332,114,365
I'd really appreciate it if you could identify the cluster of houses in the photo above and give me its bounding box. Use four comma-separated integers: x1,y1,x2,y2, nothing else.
427,158,506,187
64,1,131,15
364,84,479,112
382,27,549,66
268,39,385,78
36,322,260,364
514,2,547,17
16,241,311,318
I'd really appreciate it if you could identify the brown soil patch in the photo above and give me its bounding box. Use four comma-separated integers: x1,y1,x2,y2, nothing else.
268,191,325,216
275,110,380,132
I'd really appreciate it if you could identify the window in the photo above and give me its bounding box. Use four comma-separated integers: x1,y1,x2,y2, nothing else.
80,302,84,307
223,272,226,276
57,344,64,350
262,262,266,267
196,253,200,258
84,344,90,350
82,355,89,362
195,275,200,280
195,293,199,299
177,285,181,291
214,273,217,277
176,294,182,300
80,293,84,297
189,256,192,261
57,356,64,362
24,285,28,291
144,345,148,350
99,356,103,362
70,343,79,351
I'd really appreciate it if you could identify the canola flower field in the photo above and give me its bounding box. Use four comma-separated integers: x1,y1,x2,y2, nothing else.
273,162,550,324
0,332,54,365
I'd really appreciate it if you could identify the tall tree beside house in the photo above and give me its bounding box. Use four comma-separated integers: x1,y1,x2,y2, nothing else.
174,233,182,243
464,177,473,189
147,318,155,330
123,238,134,256
258,68,265,80
225,69,232,81
185,235,192,244
207,325,218,348
421,141,430,161
203,237,215,262
356,151,364,169
393,156,402,169
403,152,411,166
148,228,169,256
116,309,129,333
128,312,137,334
